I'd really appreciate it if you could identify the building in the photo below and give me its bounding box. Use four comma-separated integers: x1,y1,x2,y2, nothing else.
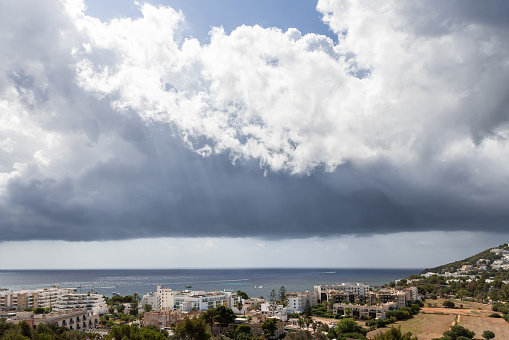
324,290,359,305
286,292,315,313
6,310,99,331
367,288,417,308
53,293,107,315
243,298,264,311
156,286,175,311
143,310,189,328
332,302,396,319
0,288,73,311
141,291,158,311
314,283,370,302
173,291,232,312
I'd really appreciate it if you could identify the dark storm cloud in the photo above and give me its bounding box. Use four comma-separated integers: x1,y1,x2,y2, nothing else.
1,0,509,242
2,132,509,242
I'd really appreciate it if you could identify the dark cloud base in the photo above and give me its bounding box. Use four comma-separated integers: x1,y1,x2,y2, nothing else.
2,126,508,242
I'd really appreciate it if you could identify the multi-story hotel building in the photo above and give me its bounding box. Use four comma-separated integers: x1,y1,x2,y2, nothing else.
0,288,72,311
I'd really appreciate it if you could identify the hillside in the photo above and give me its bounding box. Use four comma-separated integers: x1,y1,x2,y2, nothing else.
421,243,509,274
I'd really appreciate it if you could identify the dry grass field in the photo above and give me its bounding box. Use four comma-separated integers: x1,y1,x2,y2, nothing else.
367,299,509,339
367,313,455,340
458,315,509,339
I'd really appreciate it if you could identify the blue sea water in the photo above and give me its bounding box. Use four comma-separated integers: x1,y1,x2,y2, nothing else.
0,268,421,299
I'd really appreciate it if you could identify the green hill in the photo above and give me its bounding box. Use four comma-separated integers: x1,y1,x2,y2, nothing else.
421,243,509,274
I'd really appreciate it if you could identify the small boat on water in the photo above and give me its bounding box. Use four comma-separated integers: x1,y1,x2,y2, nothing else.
185,285,192,288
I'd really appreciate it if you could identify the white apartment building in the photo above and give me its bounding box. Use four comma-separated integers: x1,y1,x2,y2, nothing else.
0,288,72,311
173,291,241,312
141,291,157,311
53,293,107,315
286,292,315,313
333,302,396,319
156,286,175,311
314,283,370,302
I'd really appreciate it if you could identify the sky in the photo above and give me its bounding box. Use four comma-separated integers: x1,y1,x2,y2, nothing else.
1,0,509,269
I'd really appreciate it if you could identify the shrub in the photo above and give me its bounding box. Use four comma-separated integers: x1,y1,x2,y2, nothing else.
443,300,455,308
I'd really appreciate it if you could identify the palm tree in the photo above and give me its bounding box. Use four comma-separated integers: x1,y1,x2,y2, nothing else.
297,317,304,329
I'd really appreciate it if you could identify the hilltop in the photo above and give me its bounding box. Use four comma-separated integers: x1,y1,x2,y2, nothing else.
421,243,509,275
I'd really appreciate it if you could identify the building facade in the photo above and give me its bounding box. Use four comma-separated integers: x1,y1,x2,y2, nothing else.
314,283,370,302
6,310,99,332
286,292,315,313
53,293,107,315
0,288,73,311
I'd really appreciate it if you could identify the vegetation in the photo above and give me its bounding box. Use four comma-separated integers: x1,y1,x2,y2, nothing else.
0,320,101,340
278,286,288,308
443,300,455,308
371,326,417,340
261,318,278,339
327,317,367,340
171,317,212,340
431,325,475,340
105,324,167,340
481,330,495,340
237,291,249,300
285,330,326,340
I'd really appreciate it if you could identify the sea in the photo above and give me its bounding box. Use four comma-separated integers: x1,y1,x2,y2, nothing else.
0,268,421,299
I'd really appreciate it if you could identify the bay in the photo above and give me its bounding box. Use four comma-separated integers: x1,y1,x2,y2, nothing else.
0,268,421,299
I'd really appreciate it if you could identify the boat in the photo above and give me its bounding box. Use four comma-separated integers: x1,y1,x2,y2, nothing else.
185,285,192,288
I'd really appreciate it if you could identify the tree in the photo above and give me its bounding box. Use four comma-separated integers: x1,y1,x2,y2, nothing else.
2,335,30,340
117,304,125,313
278,286,288,308
202,308,217,325
171,317,212,340
442,325,475,339
335,317,364,334
237,291,249,300
304,300,312,316
304,317,312,330
269,290,277,315
19,321,33,339
213,306,236,333
371,326,417,340
345,307,352,317
443,300,455,308
144,304,152,312
458,289,469,300
262,318,278,339
235,324,251,335
297,317,304,329
482,330,495,340
130,293,140,315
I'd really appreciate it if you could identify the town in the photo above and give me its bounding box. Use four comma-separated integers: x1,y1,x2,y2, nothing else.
0,281,421,339
2,246,509,339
